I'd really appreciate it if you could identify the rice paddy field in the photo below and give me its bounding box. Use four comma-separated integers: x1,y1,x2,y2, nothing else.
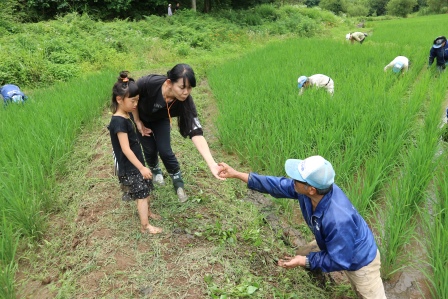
1,12,447,299
208,14,448,298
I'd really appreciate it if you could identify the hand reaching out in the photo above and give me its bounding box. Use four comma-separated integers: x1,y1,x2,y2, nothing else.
277,255,306,269
217,162,237,178
210,163,226,180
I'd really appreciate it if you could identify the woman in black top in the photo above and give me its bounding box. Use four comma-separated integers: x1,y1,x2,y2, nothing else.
133,64,223,202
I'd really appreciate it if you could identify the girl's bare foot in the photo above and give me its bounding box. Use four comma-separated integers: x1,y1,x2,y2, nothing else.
141,224,162,234
149,212,162,220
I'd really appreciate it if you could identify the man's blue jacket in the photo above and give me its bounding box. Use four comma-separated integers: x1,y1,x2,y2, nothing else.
248,172,378,272
429,44,448,67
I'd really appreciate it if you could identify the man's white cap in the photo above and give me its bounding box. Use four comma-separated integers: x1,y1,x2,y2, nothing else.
285,155,335,189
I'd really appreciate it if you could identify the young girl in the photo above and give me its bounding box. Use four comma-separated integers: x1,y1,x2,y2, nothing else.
108,71,162,234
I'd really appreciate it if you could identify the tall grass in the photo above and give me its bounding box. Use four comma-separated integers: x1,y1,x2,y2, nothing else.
378,72,447,278
0,70,115,295
0,71,114,240
0,214,18,299
420,156,448,299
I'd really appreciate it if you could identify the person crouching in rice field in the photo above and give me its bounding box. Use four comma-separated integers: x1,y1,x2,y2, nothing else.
384,56,409,73
297,74,334,96
108,71,162,235
346,32,368,44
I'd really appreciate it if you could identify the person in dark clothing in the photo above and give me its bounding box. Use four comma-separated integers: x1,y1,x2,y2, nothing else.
173,2,180,13
428,35,448,71
133,64,223,202
218,155,386,299
108,71,162,235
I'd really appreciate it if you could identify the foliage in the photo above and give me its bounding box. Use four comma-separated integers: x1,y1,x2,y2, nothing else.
386,0,418,17
305,0,321,7
319,0,347,14
369,0,390,15
13,0,279,21
346,0,370,16
426,0,448,12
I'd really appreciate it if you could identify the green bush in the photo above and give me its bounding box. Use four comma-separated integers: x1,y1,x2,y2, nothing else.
244,13,264,26
254,4,280,21
386,0,418,17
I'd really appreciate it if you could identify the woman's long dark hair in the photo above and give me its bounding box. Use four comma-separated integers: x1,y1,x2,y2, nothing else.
167,64,198,138
110,71,139,113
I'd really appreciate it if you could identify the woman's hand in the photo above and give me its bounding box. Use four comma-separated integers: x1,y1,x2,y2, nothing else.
135,120,153,137
210,163,225,180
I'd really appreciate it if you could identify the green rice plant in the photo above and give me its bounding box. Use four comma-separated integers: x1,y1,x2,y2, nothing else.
419,160,448,299
0,213,19,299
0,213,18,266
0,261,16,299
377,69,446,278
0,70,115,243
369,15,448,51
377,182,416,279
209,37,410,197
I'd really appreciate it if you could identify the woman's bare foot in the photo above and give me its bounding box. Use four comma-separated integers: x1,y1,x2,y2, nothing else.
149,212,162,220
141,224,163,234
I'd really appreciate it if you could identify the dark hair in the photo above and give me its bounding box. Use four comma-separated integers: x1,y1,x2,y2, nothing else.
167,64,198,138
167,63,196,88
315,184,333,195
111,71,139,113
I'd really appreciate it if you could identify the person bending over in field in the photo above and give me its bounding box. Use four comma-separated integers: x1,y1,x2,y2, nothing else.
384,56,409,73
218,156,386,299
132,64,224,203
346,32,368,44
1,84,28,105
428,35,448,72
108,71,162,235
297,74,334,96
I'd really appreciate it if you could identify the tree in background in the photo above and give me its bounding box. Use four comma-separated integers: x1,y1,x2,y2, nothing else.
414,0,426,11
319,0,347,14
345,0,369,16
304,0,320,6
369,0,389,15
386,0,417,16
0,0,21,32
346,0,369,17
426,0,448,12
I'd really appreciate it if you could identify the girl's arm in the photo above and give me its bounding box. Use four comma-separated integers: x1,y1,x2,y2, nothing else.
117,132,152,179
191,135,224,180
